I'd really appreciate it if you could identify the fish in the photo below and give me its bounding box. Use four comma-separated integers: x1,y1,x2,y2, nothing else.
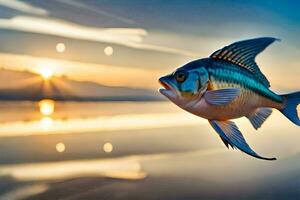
159,37,300,160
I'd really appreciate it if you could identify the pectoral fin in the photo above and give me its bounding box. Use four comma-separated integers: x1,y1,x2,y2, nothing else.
209,120,276,160
204,88,240,106
247,108,273,130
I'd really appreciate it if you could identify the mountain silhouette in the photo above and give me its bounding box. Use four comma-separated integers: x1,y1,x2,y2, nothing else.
0,69,162,101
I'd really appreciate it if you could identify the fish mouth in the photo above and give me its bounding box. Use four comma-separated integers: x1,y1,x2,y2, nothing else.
159,80,171,90
158,77,175,98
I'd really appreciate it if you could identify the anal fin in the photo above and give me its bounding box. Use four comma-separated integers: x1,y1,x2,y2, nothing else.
247,108,272,130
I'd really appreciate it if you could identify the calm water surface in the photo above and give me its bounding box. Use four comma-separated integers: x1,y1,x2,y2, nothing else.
0,101,299,200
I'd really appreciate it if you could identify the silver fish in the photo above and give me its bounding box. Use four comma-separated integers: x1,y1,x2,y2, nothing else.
159,37,300,160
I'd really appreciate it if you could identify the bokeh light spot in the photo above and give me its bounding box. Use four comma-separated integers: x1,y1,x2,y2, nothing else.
56,142,66,153
104,46,113,56
56,43,66,53
103,142,113,153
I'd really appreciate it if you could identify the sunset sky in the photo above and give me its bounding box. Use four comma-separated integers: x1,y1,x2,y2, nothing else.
0,0,299,91
1,2,300,199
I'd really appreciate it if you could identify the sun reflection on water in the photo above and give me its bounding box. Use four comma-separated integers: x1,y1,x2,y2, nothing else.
0,112,203,137
39,99,55,116
40,117,53,130
38,99,55,131
0,158,147,181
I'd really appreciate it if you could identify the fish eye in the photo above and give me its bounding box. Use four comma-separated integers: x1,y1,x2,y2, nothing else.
174,70,188,83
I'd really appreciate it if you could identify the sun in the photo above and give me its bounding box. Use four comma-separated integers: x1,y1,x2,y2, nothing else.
36,60,59,80
39,67,53,80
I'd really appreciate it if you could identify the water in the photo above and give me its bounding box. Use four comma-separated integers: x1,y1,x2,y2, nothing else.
0,101,299,200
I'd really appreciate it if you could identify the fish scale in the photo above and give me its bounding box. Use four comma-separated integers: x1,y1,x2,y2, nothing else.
207,61,283,104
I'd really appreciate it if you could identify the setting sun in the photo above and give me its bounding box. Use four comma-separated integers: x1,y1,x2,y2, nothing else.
40,67,53,80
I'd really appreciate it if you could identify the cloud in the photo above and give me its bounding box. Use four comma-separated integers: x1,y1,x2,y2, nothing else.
0,16,196,56
0,16,146,43
57,0,135,25
125,42,198,57
0,0,48,15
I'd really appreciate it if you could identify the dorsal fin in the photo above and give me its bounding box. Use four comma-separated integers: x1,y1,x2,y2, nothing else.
210,37,280,88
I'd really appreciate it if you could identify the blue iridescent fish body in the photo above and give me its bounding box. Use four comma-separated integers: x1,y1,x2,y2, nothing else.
159,37,300,160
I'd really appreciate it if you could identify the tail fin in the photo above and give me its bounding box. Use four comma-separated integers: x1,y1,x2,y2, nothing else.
280,92,300,126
